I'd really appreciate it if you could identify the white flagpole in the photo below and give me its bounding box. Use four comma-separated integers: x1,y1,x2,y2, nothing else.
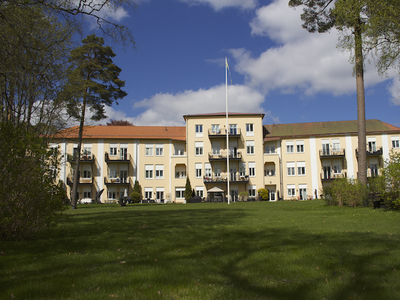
225,57,230,205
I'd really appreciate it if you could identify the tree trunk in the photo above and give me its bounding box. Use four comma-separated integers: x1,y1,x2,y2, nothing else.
71,98,86,209
354,21,367,185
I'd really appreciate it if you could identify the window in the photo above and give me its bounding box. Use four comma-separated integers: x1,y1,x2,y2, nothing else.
120,170,128,183
286,141,294,153
120,144,128,160
195,142,203,156
155,144,164,156
175,171,186,178
367,138,377,152
195,124,203,137
83,191,91,198
176,188,185,199
246,140,255,155
249,162,256,177
246,123,254,136
265,143,276,154
296,141,304,153
392,137,400,149
287,185,295,197
145,144,153,156
212,124,220,134
110,143,118,156
287,162,295,176
108,189,116,199
109,167,118,179
195,163,202,178
229,124,237,135
297,161,306,176
155,165,164,179
145,165,154,179
299,185,307,200
333,165,342,174
332,139,340,151
205,163,212,178
248,186,256,197
265,169,275,176
49,143,58,157
175,146,185,156
156,188,164,200
214,163,221,177
83,144,92,159
239,162,246,176
82,170,91,179
212,141,221,155
196,186,204,197
144,188,153,199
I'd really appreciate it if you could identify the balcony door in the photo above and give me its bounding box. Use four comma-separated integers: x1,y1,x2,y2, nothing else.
120,147,128,160
323,166,331,179
322,141,330,155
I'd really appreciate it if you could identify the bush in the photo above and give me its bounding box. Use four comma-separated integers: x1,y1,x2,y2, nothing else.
257,188,269,201
239,191,249,201
322,178,367,207
0,123,65,240
130,191,141,203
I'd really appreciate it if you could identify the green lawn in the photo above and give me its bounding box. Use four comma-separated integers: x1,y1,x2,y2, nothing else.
1,200,400,300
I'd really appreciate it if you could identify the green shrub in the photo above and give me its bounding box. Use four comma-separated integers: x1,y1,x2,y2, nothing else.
0,122,66,240
239,191,249,201
257,188,269,201
322,178,367,207
130,191,141,203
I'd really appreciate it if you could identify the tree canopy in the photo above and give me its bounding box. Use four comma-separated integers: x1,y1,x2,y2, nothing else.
107,119,134,126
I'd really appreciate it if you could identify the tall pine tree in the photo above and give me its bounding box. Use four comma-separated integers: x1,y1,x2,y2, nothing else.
65,34,127,208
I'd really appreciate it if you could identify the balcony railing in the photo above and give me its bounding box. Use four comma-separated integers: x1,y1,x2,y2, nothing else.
208,128,241,138
67,175,94,185
67,154,95,163
105,152,131,162
367,169,380,178
320,172,347,181
208,150,242,161
319,149,345,158
104,177,130,185
356,147,383,157
203,174,249,183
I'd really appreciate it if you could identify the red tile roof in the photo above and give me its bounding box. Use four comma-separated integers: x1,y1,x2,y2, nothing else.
54,126,186,141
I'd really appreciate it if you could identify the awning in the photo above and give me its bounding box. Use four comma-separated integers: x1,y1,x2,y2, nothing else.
207,187,224,193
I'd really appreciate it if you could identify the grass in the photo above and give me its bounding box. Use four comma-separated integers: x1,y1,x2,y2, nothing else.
1,200,400,300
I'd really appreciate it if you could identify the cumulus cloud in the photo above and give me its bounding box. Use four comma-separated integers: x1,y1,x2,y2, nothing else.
179,0,257,11
388,78,400,105
232,0,397,97
128,84,277,125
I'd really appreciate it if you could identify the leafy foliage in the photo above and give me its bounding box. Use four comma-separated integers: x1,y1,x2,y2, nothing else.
184,177,193,201
106,119,134,126
257,188,269,201
0,122,66,240
322,178,368,207
132,180,142,203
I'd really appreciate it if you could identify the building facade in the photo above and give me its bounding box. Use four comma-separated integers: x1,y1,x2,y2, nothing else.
53,114,400,203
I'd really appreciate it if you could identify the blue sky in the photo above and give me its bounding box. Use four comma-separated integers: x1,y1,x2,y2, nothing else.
86,0,400,127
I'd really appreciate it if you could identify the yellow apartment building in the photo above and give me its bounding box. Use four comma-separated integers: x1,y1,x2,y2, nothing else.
53,114,400,203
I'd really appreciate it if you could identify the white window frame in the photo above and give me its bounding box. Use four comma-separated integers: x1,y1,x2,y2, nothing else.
248,185,256,197
392,137,400,149
155,144,164,156
195,186,204,198
195,124,203,137
145,144,154,156
211,124,220,134
156,187,164,200
264,143,276,154
367,137,377,152
287,162,295,176
229,124,237,135
297,161,306,176
286,141,294,153
155,165,164,179
108,188,116,200
246,123,254,136
109,166,118,179
246,140,255,155
249,162,256,177
195,163,202,178
296,141,304,153
175,187,185,199
299,184,307,200
195,141,204,156
205,163,212,178
287,184,295,197
145,165,154,179
109,143,118,156
144,187,153,199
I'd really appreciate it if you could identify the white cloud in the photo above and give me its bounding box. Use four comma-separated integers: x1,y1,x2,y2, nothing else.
388,78,400,105
127,84,277,125
178,0,257,11
233,0,397,97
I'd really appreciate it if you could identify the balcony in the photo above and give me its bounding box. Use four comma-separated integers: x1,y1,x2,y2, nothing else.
208,150,242,161
105,152,131,163
356,147,383,157
367,169,380,178
319,149,345,158
67,175,94,186
203,174,249,184
208,128,241,138
67,154,95,163
320,172,347,181
104,177,130,185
